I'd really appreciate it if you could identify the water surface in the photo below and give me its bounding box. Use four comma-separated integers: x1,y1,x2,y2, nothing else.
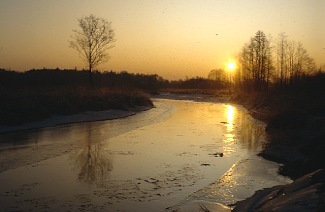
0,99,290,211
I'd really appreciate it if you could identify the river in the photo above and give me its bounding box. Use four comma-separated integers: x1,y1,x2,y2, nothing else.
0,99,291,211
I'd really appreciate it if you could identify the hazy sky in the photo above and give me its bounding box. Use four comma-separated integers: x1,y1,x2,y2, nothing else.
0,0,324,79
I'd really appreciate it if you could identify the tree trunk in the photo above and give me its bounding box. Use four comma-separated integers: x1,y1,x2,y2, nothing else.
89,63,93,88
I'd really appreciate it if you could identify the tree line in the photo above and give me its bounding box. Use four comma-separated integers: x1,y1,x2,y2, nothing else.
0,68,165,94
235,30,317,90
0,68,159,125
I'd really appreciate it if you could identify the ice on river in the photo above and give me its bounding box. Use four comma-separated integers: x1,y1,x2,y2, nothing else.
0,99,291,211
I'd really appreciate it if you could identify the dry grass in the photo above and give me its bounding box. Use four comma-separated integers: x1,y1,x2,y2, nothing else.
161,88,229,97
0,86,153,126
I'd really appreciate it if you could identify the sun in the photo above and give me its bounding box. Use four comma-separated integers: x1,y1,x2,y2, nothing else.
227,62,236,70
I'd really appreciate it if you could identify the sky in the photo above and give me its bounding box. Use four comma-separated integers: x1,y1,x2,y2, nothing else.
0,0,324,80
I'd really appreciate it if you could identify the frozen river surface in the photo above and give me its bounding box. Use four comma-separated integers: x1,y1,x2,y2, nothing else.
0,99,290,211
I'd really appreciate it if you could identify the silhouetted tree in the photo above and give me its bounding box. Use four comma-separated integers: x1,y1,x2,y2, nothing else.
208,68,227,82
291,42,316,83
239,30,273,89
276,32,288,85
69,14,115,87
275,33,316,85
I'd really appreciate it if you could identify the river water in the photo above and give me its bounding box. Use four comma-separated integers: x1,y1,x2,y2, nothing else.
0,99,290,211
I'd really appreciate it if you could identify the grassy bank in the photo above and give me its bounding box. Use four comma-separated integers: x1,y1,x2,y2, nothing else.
0,87,153,126
0,69,155,126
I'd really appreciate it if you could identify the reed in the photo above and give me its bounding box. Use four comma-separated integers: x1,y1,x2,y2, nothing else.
0,86,153,126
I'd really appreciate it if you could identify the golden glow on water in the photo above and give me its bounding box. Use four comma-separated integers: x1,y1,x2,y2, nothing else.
226,105,235,130
226,105,235,125
0,100,272,211
223,105,236,143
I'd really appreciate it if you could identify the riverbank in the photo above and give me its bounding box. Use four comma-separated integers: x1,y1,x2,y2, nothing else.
0,105,152,134
231,87,325,177
233,169,324,211
230,79,325,210
0,69,159,126
0,88,153,127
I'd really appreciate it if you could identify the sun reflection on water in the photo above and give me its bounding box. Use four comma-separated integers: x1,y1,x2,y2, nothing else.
227,105,235,126
224,105,235,142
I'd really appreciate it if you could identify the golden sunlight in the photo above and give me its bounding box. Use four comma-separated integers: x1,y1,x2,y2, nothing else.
224,105,236,142
227,105,235,125
227,62,236,71
226,105,235,133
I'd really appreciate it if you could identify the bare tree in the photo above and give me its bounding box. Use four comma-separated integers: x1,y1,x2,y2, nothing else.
276,33,316,85
239,30,273,89
293,42,316,81
70,14,116,87
208,68,227,82
276,32,289,85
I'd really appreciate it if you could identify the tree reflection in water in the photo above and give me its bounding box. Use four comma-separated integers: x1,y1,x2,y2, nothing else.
236,109,266,151
73,123,113,184
225,105,266,151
